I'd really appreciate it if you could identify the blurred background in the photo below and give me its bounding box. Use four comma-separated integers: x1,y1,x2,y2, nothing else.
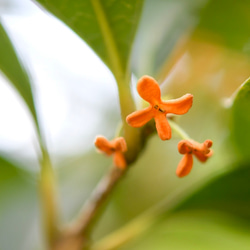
0,0,250,249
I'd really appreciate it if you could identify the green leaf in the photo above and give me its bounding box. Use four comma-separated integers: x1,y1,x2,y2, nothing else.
132,0,206,78
177,165,250,219
0,156,39,250
0,22,39,130
230,77,250,161
122,211,250,250
195,0,250,54
121,164,250,249
34,0,144,78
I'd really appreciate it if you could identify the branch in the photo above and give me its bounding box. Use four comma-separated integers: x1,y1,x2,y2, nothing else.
71,166,126,234
53,166,127,250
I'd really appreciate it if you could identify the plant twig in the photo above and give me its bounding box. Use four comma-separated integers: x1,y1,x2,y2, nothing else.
53,166,128,250
71,166,126,235
39,148,60,248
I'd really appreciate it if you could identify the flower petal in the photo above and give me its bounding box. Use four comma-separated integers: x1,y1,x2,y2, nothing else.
154,113,171,140
178,140,193,154
113,152,127,169
95,136,114,155
137,75,161,104
161,93,193,115
193,151,209,162
193,148,213,162
176,153,193,177
126,106,154,127
113,137,127,152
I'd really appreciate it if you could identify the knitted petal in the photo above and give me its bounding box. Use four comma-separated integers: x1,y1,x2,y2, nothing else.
137,75,161,104
161,94,193,115
126,106,154,128
154,113,171,140
176,154,193,177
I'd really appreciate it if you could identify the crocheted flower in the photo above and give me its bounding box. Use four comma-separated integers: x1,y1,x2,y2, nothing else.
176,139,213,177
126,75,193,140
95,136,127,169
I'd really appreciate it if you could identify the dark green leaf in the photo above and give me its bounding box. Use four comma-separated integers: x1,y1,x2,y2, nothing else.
121,164,250,249
177,165,250,219
0,22,39,130
230,77,250,161
34,0,144,77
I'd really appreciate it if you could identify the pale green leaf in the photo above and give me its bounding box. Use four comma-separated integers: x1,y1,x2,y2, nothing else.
0,22,39,130
34,0,144,78
230,77,250,161
0,156,40,250
120,165,250,249
122,211,250,250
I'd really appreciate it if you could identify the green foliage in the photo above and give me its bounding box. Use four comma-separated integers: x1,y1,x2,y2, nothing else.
1,0,250,249
178,165,250,219
34,0,144,77
231,77,250,161
0,156,38,250
121,165,250,249
0,23,39,130
132,0,207,78
196,0,250,53
122,211,250,250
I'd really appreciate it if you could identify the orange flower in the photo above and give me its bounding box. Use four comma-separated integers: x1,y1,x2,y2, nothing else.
176,139,213,177
94,136,127,169
126,76,193,140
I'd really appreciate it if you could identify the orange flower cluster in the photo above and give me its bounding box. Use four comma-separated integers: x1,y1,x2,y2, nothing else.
126,76,193,140
176,139,213,177
94,136,127,169
94,75,213,177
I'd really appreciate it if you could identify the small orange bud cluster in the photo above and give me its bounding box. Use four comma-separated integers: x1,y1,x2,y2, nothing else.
95,75,213,177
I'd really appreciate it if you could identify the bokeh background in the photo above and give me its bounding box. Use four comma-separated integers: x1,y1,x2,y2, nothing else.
0,0,250,249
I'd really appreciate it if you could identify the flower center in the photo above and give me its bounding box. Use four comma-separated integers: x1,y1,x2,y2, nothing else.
154,104,165,113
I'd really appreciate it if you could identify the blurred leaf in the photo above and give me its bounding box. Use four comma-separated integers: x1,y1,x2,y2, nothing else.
132,0,250,79
177,165,250,219
0,22,39,130
122,211,250,250
119,164,250,249
132,0,206,78
195,0,250,54
34,0,144,77
57,149,111,221
230,77,250,161
0,156,40,250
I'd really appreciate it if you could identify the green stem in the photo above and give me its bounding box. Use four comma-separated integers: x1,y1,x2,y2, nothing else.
39,147,60,248
168,119,190,140
35,123,59,248
91,0,142,163
116,76,142,163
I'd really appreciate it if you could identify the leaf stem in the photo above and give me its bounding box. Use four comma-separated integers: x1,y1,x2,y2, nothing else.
168,119,190,140
39,147,60,248
91,0,142,162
